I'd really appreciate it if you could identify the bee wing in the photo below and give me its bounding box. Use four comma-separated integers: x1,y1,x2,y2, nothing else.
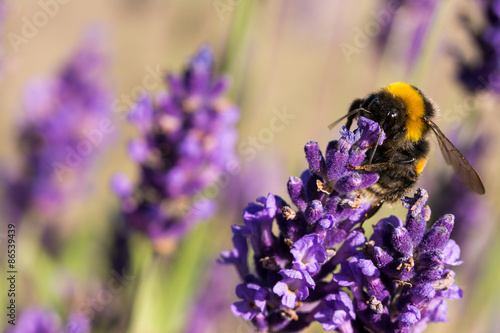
426,119,485,194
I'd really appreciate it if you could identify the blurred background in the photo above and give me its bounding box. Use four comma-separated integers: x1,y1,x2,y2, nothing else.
0,0,499,332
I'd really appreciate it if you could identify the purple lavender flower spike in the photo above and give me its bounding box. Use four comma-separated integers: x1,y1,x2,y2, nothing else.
113,46,239,251
426,134,494,292
458,0,500,94
1,28,113,227
221,116,463,332
5,308,61,333
376,0,438,72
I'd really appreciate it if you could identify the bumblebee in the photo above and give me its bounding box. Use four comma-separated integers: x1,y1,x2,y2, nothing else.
329,82,485,214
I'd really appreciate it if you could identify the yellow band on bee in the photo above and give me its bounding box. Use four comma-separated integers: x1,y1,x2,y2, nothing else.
385,82,425,142
414,158,427,175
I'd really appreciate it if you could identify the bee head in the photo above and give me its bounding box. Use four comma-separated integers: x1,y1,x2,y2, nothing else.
338,83,433,142
358,92,408,140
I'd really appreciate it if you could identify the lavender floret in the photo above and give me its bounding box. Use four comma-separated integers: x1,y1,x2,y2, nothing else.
221,117,462,332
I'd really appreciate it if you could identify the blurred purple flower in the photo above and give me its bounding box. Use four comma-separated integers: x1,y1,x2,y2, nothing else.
221,151,286,218
5,308,60,333
186,264,239,333
428,134,494,286
220,117,462,332
65,312,90,333
1,28,113,225
377,0,438,72
458,0,500,93
112,46,239,250
5,308,89,333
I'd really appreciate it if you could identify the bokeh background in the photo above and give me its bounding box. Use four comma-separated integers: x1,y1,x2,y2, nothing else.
0,0,499,332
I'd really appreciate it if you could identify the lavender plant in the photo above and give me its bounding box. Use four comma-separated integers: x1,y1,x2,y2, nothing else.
377,0,438,72
220,117,462,332
1,29,113,226
428,134,493,288
5,308,90,333
458,0,500,93
112,46,239,249
186,263,237,333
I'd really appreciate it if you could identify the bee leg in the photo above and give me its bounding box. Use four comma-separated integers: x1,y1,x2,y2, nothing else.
351,158,416,172
359,198,385,231
350,163,391,172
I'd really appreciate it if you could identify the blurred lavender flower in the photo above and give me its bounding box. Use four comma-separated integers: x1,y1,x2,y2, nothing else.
1,28,113,225
377,0,438,72
5,308,90,333
429,134,494,285
222,151,286,217
112,46,239,250
65,312,91,333
220,117,462,332
186,263,238,333
458,0,500,93
431,135,489,247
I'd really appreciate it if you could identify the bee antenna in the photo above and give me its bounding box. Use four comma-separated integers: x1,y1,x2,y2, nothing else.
368,119,385,165
327,108,370,131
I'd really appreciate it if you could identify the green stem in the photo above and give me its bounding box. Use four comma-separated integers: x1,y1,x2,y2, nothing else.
126,236,155,333
221,0,259,102
156,222,214,333
408,0,454,85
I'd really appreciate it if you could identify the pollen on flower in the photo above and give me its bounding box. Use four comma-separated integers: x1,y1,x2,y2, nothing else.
397,257,415,271
396,280,413,288
367,295,384,314
433,274,455,291
316,179,333,194
282,206,296,220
